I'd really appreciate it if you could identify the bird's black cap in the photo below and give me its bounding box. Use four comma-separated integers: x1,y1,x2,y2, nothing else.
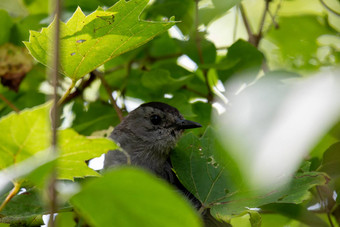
141,102,181,116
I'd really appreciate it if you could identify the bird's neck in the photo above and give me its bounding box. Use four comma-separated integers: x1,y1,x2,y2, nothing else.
111,129,171,174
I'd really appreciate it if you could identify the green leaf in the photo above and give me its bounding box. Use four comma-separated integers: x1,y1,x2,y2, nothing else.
141,68,193,92
260,204,328,227
58,128,118,180
199,0,241,26
172,127,329,219
0,10,13,45
178,39,217,65
265,15,337,70
0,103,51,170
211,170,329,219
0,189,44,226
217,39,264,83
145,0,194,35
149,34,180,58
319,142,340,179
10,14,48,46
55,212,77,227
248,211,262,227
70,167,202,227
0,102,118,180
72,101,120,136
171,127,238,207
24,0,176,81
22,0,49,15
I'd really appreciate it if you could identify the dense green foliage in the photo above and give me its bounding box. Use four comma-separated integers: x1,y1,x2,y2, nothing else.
0,0,340,226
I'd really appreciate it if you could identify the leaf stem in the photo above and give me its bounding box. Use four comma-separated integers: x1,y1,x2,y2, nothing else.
0,181,22,212
94,70,124,122
58,80,76,106
63,73,96,103
0,93,20,113
198,205,205,214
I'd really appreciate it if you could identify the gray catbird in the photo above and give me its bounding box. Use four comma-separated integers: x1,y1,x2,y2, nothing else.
104,102,229,227
104,102,201,180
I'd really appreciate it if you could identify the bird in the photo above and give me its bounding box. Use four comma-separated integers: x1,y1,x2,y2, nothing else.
104,102,229,227
104,102,201,182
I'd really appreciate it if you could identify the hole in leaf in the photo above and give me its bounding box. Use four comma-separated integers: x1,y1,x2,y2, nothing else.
76,39,86,43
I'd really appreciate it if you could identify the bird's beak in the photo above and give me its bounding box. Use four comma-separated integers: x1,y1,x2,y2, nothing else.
176,119,202,130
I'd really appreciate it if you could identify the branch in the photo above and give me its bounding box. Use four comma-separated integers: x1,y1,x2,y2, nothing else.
239,4,257,46
94,70,124,122
257,0,270,42
0,181,22,212
0,93,20,113
320,0,340,16
48,0,62,225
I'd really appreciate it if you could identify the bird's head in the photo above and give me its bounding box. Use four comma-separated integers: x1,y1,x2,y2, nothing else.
114,102,201,153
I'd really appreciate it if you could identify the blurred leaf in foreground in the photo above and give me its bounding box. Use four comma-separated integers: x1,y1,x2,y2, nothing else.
71,167,202,227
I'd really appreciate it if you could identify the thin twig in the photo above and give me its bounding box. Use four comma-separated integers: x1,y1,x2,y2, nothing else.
257,0,270,44
267,0,282,30
320,0,340,16
57,80,76,106
94,70,124,122
0,93,20,113
48,0,62,225
0,181,22,212
239,4,257,46
194,0,213,102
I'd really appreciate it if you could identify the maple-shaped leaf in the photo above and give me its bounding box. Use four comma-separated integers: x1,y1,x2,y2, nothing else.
0,103,51,170
171,127,329,220
0,103,118,181
58,129,118,180
24,0,175,81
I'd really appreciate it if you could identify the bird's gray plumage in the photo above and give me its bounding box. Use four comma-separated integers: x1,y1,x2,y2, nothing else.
104,102,200,182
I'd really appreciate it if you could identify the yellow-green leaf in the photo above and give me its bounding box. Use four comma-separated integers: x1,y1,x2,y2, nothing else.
24,0,175,81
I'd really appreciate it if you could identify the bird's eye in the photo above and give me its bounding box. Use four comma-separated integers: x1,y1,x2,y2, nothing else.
150,115,162,125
